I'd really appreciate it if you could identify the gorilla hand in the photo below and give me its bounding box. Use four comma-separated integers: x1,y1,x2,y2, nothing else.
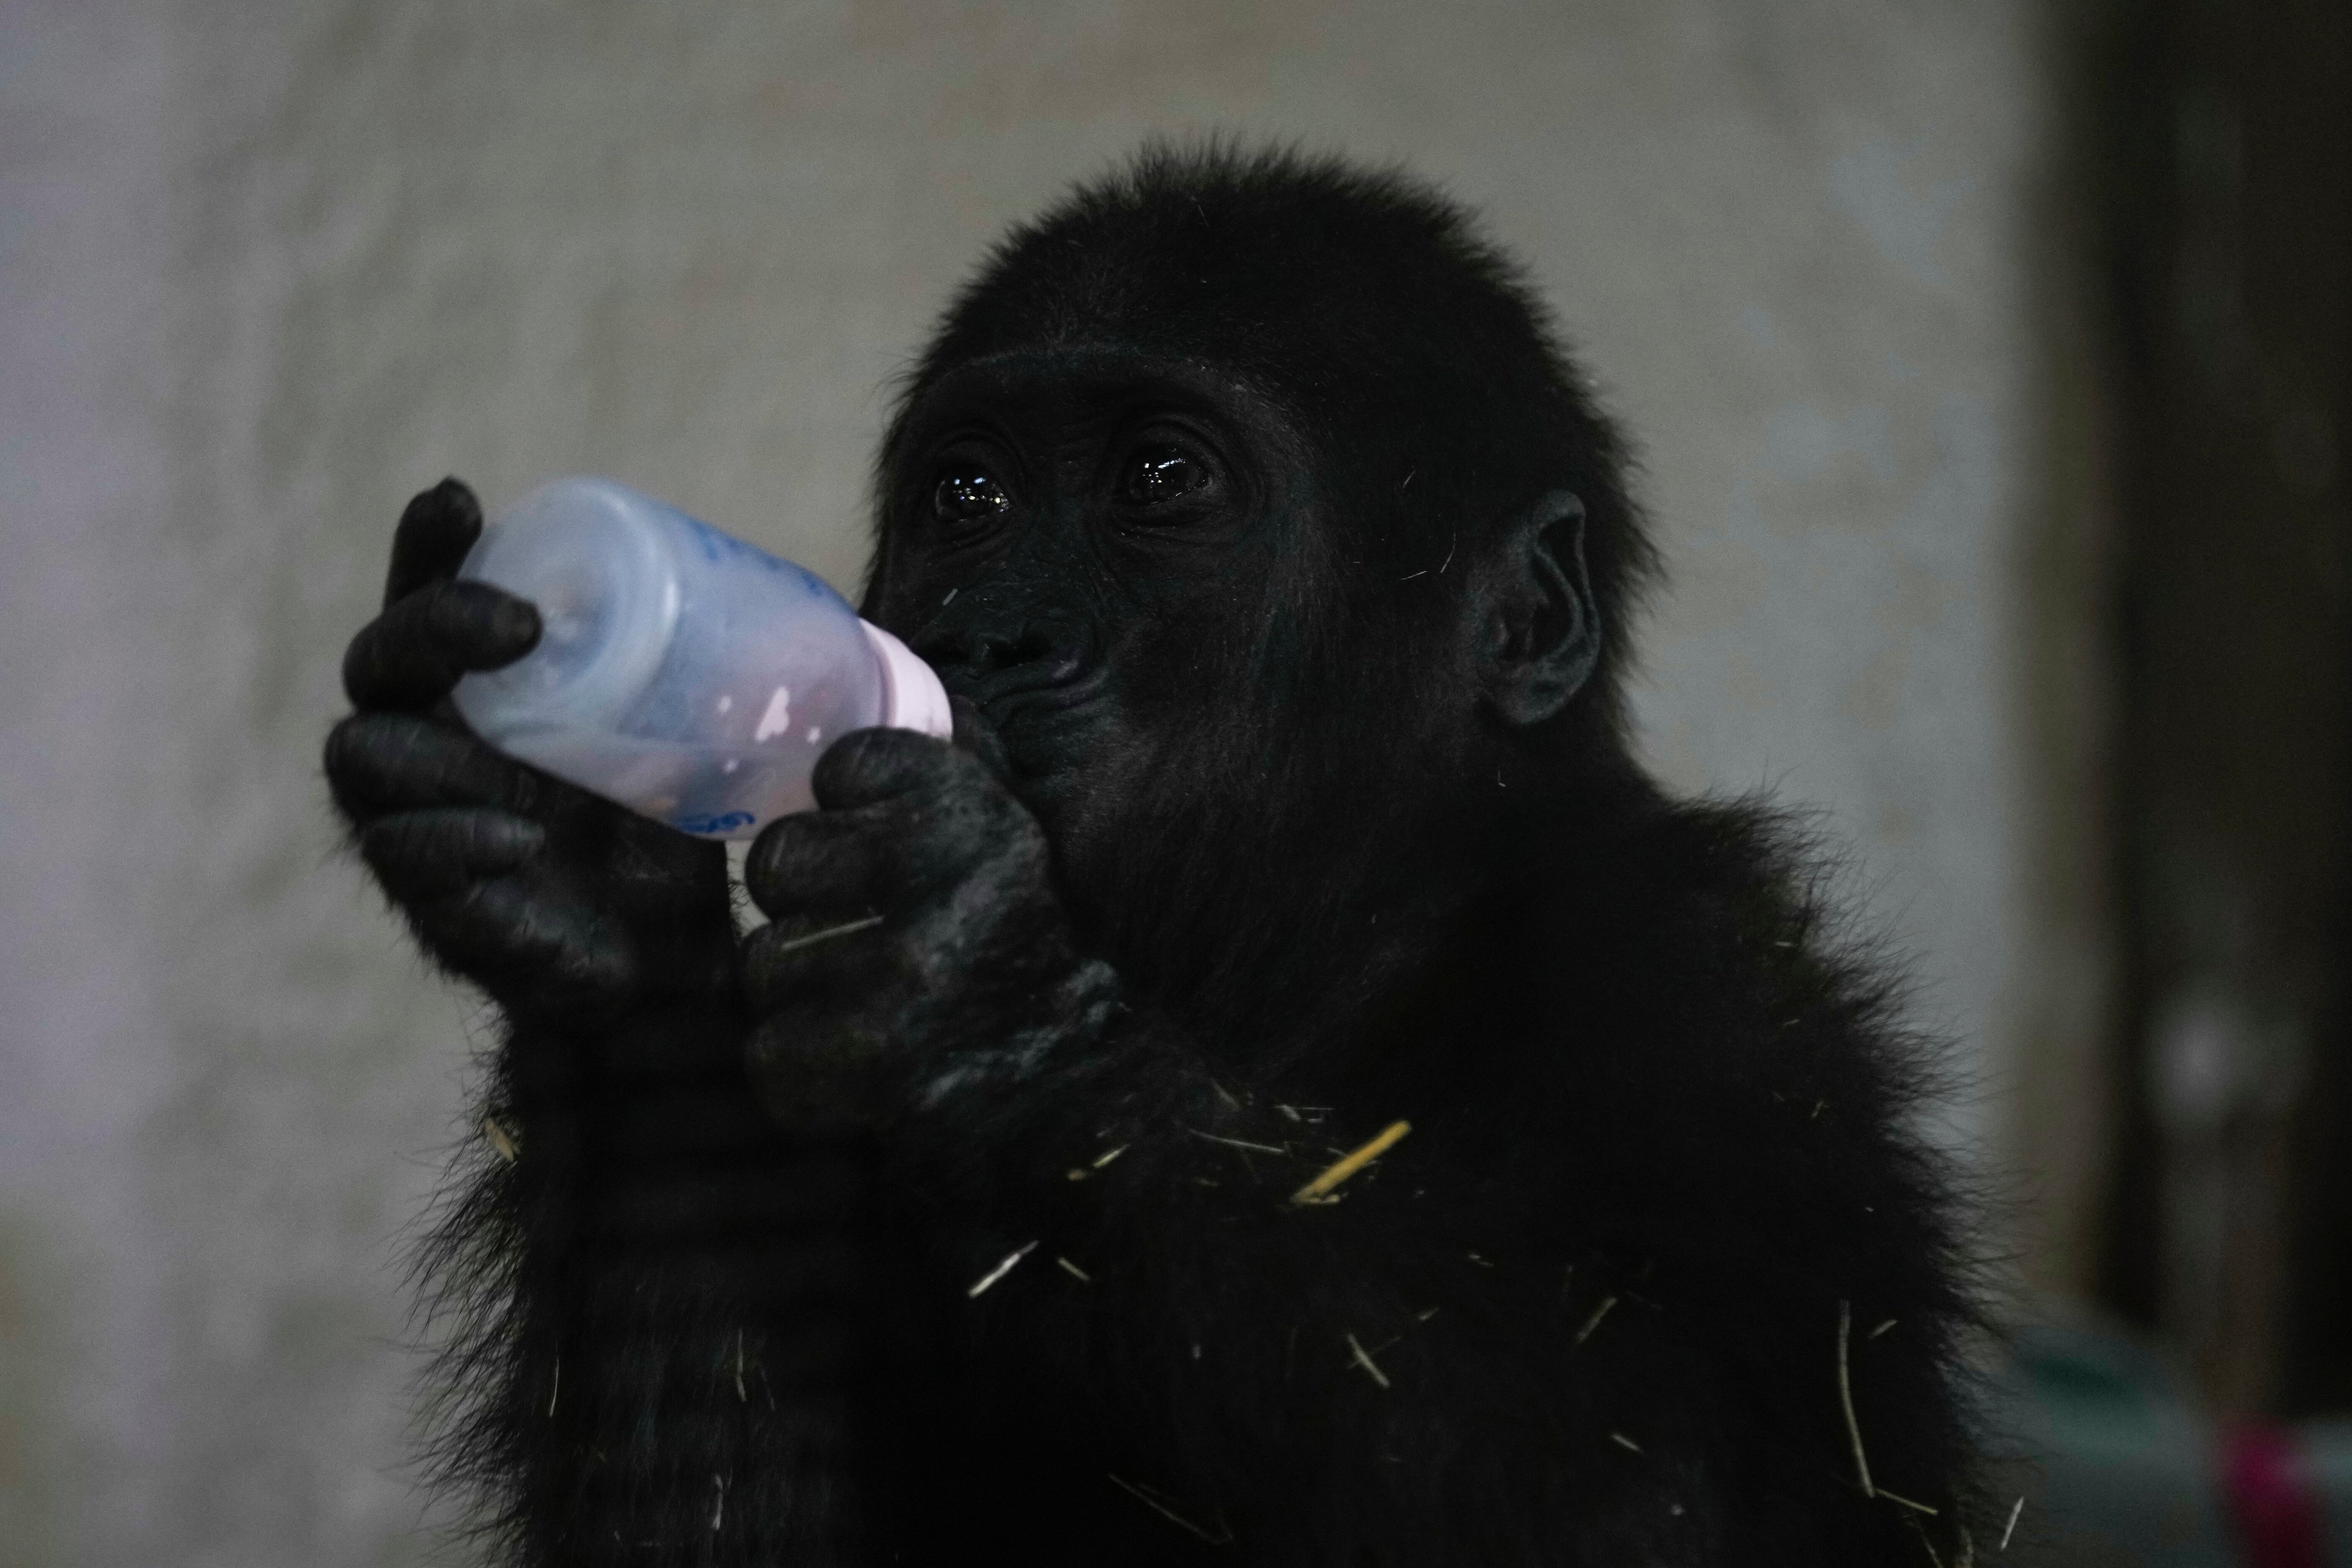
738,725,1120,1134
325,478,734,1019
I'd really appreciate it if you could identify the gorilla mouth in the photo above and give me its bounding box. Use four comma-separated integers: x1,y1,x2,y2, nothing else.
924,621,1112,742
965,661,1110,734
934,649,1114,772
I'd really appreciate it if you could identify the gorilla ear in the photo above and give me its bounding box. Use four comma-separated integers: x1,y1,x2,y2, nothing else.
1475,489,1602,726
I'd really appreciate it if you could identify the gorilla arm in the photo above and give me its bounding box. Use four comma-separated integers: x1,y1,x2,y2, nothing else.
327,480,875,1564
739,728,1720,1564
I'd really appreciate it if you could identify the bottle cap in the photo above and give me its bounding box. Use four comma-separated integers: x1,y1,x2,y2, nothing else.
860,621,954,740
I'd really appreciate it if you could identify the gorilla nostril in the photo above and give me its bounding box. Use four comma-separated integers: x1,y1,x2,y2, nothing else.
1005,626,1065,667
908,625,1002,673
907,626,970,668
913,619,1084,679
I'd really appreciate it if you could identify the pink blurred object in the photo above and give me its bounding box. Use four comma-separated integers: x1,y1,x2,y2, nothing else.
2224,1422,2325,1568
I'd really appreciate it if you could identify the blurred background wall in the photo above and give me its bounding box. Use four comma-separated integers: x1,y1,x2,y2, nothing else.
3,1,2337,1564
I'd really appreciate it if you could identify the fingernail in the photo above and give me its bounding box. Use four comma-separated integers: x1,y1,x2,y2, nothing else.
489,817,546,860
434,477,481,519
493,598,541,648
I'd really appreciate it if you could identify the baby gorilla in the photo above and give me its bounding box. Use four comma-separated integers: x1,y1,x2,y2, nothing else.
328,146,1984,1566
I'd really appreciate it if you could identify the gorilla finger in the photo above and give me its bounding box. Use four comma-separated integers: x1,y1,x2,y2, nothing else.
416,876,637,999
948,696,1015,785
343,581,541,709
809,726,970,812
817,727,1039,862
326,712,544,818
739,912,901,1013
384,478,485,607
741,807,905,919
749,793,1046,933
359,808,545,902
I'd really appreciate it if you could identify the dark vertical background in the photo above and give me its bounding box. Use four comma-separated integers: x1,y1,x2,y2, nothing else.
2090,0,2352,1416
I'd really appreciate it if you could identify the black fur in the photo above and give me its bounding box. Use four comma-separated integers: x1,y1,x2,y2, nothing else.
329,145,1984,1566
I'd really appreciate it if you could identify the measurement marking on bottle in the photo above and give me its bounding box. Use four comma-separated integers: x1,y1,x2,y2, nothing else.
753,685,792,741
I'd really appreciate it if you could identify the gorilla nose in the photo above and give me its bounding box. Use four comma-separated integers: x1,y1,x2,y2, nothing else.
915,617,1078,675
912,616,1099,709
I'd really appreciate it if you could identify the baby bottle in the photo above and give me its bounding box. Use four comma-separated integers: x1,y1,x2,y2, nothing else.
450,477,951,840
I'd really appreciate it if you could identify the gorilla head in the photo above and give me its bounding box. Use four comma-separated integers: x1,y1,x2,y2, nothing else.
863,149,1658,1039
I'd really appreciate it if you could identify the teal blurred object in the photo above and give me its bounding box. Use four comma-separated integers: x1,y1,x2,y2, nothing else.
1993,1323,2352,1567
1993,1321,2240,1566
2308,1425,2352,1565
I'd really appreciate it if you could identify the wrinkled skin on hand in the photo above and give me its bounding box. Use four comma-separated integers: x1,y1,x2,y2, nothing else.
324,479,735,1020
739,724,1121,1136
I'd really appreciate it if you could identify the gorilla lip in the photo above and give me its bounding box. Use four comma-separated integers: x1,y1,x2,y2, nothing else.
951,659,1109,734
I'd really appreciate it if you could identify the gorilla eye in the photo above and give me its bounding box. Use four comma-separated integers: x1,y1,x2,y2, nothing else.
932,469,1010,530
1120,446,1211,508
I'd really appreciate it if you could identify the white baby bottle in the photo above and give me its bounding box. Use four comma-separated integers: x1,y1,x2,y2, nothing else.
450,477,952,840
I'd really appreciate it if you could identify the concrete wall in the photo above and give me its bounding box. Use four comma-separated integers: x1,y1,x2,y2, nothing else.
0,2,2099,1562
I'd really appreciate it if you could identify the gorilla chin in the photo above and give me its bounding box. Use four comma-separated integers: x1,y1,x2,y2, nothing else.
327,142,1986,1568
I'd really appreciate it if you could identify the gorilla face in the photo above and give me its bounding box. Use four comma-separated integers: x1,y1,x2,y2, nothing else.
861,349,1443,968
867,350,1330,801
861,344,1470,1038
